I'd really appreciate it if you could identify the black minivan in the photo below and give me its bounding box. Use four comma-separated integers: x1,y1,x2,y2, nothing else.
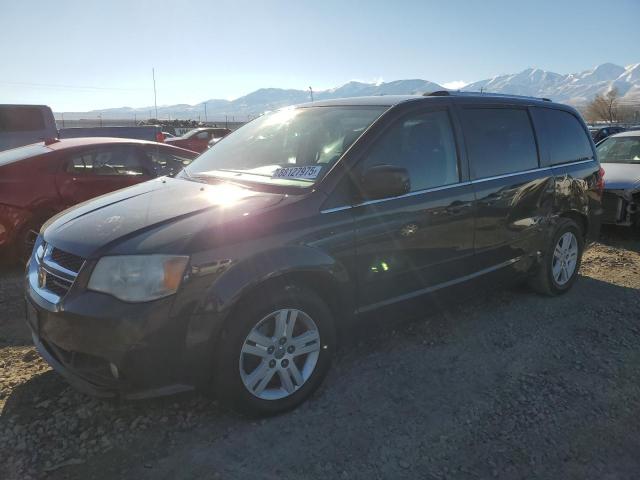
26,93,603,415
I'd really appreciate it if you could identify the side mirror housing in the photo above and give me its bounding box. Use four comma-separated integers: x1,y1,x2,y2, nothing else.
359,165,410,200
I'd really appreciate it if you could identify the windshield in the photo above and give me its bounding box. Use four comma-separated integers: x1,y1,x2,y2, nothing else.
184,106,386,187
596,136,640,163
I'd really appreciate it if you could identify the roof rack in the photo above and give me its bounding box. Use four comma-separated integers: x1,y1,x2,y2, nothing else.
424,90,552,102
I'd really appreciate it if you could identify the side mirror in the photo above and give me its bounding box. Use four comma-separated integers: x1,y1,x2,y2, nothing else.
359,165,410,200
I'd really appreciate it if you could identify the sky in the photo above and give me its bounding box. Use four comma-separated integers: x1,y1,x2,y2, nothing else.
1,0,639,112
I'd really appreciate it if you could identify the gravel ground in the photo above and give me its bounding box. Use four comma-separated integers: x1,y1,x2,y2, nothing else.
1,226,639,480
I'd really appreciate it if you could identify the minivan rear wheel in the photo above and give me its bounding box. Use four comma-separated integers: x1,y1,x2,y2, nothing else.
214,284,335,416
530,218,584,296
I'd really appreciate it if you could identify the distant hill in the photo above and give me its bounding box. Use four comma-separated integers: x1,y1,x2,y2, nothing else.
57,63,640,121
463,63,640,105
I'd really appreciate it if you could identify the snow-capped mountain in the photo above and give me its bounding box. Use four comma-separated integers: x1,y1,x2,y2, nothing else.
58,63,639,120
464,63,640,105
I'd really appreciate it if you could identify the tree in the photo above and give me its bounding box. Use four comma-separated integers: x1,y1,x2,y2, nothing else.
586,87,620,123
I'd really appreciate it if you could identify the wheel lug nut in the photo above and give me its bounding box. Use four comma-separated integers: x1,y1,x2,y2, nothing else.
267,346,275,354
287,345,295,354
269,359,276,368
281,359,289,368
279,337,287,345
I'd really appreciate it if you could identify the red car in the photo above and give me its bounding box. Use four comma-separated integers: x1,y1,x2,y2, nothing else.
164,127,231,153
0,137,197,261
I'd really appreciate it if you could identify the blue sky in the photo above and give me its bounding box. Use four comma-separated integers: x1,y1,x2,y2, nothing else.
1,0,638,111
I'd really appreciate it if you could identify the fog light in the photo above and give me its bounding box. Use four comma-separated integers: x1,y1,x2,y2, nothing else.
109,362,119,379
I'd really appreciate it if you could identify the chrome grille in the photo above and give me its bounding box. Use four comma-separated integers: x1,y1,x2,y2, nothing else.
50,248,85,274
43,270,74,297
30,242,84,303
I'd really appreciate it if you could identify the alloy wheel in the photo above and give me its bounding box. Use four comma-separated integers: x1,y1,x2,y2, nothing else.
239,309,321,400
552,231,578,286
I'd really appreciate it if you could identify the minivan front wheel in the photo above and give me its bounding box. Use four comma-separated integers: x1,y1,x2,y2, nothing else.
214,285,335,416
531,218,584,295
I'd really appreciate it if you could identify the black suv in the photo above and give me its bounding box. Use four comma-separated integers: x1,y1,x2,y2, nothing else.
26,93,603,415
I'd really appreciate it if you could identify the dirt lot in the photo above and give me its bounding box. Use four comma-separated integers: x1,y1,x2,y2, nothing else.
1,227,640,480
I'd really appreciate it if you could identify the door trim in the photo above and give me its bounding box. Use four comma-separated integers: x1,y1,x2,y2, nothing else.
321,181,473,214
356,256,523,314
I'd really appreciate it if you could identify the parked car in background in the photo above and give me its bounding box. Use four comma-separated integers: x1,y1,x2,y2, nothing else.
24,93,602,416
162,132,176,138
596,130,640,228
59,125,166,143
164,127,231,153
0,104,57,151
0,137,197,261
589,126,626,144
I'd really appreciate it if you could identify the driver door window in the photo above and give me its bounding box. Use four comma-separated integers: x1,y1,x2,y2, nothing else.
360,110,459,192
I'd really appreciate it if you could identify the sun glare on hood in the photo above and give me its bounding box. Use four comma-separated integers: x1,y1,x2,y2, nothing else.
199,184,251,207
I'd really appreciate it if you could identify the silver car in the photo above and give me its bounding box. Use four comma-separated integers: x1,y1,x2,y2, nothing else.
596,130,640,227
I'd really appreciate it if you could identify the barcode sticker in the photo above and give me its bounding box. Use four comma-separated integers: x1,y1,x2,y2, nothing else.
272,166,322,179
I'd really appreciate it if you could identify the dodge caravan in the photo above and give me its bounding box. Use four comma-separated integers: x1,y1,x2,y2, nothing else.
25,93,603,415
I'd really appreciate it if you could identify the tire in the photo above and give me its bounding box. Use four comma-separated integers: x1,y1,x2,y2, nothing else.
530,218,584,296
214,284,336,416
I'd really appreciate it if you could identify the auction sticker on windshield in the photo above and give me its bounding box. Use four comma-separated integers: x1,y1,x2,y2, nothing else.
272,166,322,179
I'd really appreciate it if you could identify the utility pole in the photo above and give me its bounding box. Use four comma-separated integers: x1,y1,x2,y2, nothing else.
309,86,314,102
152,68,158,119
204,102,208,123
61,112,65,128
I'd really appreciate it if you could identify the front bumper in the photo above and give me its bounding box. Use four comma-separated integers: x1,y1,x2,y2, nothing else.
25,253,218,399
601,190,639,226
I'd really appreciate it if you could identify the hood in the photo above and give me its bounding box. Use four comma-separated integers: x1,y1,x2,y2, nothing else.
43,177,285,258
602,162,640,191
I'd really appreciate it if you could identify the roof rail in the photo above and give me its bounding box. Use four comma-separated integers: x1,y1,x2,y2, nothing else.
424,90,551,102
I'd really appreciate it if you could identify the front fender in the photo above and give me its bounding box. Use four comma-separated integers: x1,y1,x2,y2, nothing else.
173,245,352,374
200,245,351,315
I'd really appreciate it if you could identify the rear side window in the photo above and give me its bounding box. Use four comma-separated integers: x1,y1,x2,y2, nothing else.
0,106,45,132
461,108,538,179
67,147,148,176
532,108,593,165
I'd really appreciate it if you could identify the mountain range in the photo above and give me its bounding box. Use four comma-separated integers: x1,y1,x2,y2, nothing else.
58,63,640,121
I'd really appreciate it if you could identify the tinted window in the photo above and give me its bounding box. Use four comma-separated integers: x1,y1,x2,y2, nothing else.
0,106,45,132
67,147,147,176
359,110,459,192
461,108,538,179
532,108,593,165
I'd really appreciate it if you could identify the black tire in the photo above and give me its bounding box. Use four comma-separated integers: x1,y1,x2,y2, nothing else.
214,284,336,416
529,218,584,296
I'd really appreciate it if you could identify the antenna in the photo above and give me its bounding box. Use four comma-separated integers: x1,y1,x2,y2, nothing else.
309,86,314,102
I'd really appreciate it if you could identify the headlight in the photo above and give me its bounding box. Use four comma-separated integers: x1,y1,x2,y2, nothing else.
88,255,189,302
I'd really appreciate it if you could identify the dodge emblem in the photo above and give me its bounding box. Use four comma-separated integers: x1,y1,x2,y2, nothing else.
38,267,47,289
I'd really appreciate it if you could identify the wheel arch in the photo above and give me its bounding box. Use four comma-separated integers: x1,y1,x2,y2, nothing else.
558,210,588,239
197,246,355,330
